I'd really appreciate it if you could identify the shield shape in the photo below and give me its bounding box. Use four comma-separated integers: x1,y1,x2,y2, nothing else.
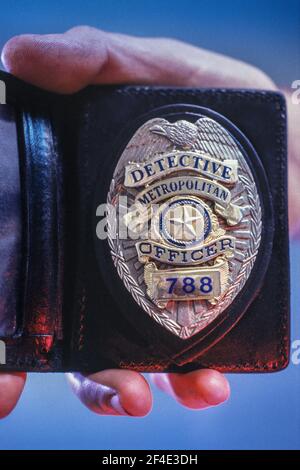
106,112,262,339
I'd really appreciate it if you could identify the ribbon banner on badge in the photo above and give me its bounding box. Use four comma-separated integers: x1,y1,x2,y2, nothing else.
124,176,243,229
136,236,235,265
124,151,238,187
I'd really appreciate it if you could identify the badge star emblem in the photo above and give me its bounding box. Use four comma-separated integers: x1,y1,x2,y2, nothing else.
168,205,203,241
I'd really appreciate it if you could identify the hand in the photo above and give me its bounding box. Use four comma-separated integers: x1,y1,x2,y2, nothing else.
0,26,297,418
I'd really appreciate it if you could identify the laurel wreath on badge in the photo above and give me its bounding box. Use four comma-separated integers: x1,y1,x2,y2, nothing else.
107,116,262,339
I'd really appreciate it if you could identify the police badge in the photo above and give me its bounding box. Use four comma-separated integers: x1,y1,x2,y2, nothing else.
107,113,262,339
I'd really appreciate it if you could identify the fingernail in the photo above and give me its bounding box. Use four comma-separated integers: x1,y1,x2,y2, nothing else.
150,373,176,398
108,393,129,415
66,373,130,416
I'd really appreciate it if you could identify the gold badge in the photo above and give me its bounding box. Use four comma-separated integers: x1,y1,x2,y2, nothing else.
107,116,261,339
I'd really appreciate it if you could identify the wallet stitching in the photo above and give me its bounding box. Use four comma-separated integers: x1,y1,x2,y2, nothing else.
274,95,289,368
76,100,93,356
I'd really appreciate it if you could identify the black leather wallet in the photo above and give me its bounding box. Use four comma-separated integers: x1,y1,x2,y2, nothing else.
0,70,290,373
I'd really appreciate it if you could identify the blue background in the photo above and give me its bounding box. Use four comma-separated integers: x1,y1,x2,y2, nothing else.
0,0,299,450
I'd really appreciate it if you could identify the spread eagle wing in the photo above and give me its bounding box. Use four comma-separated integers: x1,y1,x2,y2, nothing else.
194,117,243,161
114,118,173,176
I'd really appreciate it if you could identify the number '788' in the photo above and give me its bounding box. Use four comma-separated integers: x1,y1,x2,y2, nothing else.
166,276,213,295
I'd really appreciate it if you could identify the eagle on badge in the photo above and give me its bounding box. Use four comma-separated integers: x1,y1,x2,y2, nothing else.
150,117,240,160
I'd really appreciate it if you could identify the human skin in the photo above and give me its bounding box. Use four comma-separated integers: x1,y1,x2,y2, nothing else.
0,26,299,418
